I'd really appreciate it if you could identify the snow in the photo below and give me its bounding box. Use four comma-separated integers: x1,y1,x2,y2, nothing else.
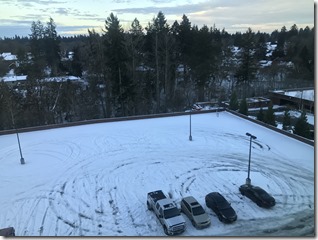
0,52,17,61
284,90,314,102
1,75,27,82
44,76,82,82
275,110,314,126
0,112,314,236
265,42,277,57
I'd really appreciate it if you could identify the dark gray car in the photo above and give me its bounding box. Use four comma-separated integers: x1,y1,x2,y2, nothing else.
205,192,237,223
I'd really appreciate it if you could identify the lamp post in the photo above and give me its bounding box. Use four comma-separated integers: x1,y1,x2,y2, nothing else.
246,132,256,185
189,110,192,141
10,108,25,165
16,131,25,164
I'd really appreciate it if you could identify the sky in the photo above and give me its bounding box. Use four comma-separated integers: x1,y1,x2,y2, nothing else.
0,111,314,236
0,0,315,38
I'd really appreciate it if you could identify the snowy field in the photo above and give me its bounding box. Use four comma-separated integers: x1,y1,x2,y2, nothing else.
0,111,314,236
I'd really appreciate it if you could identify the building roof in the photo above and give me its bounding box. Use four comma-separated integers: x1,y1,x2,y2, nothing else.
272,89,314,102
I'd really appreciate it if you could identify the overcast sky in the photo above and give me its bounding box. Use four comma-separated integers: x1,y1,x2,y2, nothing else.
0,0,315,38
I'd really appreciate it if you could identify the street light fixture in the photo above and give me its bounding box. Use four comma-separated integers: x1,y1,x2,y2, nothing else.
246,132,256,185
189,110,193,141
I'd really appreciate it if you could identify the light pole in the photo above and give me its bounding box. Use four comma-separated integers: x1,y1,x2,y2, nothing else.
246,132,256,185
16,131,25,164
189,110,192,141
10,108,25,165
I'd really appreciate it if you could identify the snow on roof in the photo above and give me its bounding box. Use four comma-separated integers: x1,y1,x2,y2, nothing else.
265,42,277,57
0,112,314,236
284,89,314,102
1,75,27,82
259,60,272,68
44,76,82,82
1,52,17,61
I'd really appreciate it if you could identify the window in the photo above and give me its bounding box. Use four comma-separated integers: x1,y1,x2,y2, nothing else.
192,206,205,216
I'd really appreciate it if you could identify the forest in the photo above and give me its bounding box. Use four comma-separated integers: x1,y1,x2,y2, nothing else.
0,12,315,130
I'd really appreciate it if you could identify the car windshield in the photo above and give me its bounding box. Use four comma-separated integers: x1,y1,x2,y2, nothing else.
218,200,230,209
164,207,180,219
192,206,205,216
255,188,271,199
259,191,271,199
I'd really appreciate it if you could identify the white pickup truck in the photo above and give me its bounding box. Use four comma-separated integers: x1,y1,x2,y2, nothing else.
147,190,186,235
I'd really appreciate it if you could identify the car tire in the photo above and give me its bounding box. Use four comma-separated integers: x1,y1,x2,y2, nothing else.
163,226,169,235
147,201,152,210
191,220,196,228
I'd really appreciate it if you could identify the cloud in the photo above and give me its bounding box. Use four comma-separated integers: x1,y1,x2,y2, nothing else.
55,7,69,15
149,0,177,3
57,25,102,36
16,0,66,5
112,4,200,15
112,0,130,3
111,0,313,33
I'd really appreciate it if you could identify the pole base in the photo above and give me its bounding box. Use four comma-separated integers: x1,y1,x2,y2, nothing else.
245,178,251,185
189,135,192,141
20,158,25,165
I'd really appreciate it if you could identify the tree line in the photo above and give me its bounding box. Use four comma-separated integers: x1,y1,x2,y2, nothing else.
0,13,314,130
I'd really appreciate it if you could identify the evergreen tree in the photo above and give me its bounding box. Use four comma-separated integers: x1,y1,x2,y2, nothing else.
104,13,131,116
257,107,264,122
44,18,61,76
294,111,310,138
229,91,239,110
86,29,108,118
265,104,276,126
282,110,291,130
239,98,248,115
70,45,83,77
145,11,170,113
235,28,257,97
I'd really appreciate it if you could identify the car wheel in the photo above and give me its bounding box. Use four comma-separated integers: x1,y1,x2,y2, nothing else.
163,226,169,235
147,201,152,210
191,220,196,228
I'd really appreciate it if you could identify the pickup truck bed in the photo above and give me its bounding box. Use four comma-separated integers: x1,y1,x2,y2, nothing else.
148,190,166,202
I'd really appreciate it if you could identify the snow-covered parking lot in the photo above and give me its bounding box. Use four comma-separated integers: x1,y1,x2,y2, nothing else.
0,111,314,236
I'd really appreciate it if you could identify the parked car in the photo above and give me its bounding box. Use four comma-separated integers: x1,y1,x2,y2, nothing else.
239,184,275,208
0,227,15,236
180,196,211,229
205,192,237,223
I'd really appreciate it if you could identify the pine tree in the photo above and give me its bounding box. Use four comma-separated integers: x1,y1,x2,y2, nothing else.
44,18,61,76
104,12,131,116
294,111,310,138
257,107,264,122
282,110,291,130
234,28,257,97
239,98,248,115
229,91,239,110
265,104,276,127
